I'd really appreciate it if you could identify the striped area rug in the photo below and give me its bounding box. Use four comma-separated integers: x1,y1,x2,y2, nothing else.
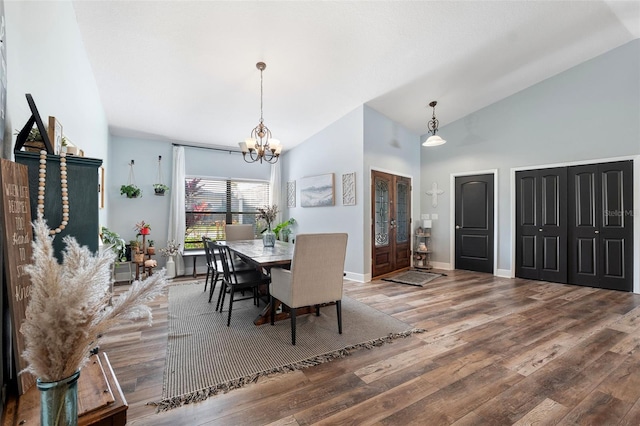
154,282,422,411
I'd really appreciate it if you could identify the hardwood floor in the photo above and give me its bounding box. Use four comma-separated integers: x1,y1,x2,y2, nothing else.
100,270,640,425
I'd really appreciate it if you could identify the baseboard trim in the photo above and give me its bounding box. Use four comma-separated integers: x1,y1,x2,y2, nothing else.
345,272,367,283
496,268,512,278
431,261,453,270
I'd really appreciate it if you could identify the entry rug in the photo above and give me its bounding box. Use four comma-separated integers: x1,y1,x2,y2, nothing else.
382,270,446,287
153,283,423,411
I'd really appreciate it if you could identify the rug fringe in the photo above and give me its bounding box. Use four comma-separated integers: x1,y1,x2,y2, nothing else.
149,328,425,412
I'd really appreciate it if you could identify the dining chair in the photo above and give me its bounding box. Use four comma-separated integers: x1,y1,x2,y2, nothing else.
225,224,255,241
269,233,348,345
215,242,271,326
202,236,214,292
202,238,225,302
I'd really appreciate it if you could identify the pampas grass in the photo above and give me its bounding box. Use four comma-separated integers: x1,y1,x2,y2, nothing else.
20,215,168,382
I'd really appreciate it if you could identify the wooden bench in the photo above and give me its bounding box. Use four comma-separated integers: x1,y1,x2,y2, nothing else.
182,249,205,277
2,352,127,426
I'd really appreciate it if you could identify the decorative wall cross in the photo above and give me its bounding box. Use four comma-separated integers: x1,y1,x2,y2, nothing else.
426,182,444,207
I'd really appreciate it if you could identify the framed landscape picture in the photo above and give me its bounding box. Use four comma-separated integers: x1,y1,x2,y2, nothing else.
299,173,334,207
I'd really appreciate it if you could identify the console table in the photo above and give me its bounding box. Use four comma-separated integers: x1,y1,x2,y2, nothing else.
2,352,127,426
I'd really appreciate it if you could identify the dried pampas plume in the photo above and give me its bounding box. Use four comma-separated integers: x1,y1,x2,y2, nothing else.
20,214,168,382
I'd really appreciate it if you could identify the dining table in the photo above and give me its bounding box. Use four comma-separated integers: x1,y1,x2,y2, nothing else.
223,239,306,326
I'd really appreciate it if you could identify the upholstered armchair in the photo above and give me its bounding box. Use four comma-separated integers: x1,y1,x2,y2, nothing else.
269,233,348,345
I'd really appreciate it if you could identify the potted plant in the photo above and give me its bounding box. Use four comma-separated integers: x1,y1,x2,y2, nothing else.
147,240,155,255
273,218,296,242
100,226,127,262
153,183,169,196
14,126,45,152
120,184,142,198
134,221,151,235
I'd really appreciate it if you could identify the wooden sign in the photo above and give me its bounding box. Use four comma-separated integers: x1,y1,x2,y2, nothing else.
0,159,35,394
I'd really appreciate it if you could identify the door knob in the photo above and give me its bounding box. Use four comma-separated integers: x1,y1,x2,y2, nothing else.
539,229,543,232
455,225,460,229
595,230,600,234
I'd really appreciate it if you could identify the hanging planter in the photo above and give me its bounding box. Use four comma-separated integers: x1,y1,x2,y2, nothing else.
153,155,169,196
154,183,169,196
120,184,141,198
121,160,142,198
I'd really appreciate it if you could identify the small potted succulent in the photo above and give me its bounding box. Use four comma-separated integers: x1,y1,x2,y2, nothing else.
147,240,156,255
120,184,142,198
153,183,169,196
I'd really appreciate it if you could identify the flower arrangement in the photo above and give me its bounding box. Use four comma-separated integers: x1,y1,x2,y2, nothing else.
20,215,168,382
256,205,279,231
160,240,181,257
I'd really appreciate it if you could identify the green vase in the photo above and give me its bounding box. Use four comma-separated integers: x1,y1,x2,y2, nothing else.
37,370,80,426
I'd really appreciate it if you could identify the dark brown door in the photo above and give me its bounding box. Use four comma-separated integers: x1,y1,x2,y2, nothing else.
568,161,633,291
515,168,568,283
372,171,411,278
455,174,494,273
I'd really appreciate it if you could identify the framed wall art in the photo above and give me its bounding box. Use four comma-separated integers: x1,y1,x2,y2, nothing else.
342,172,356,206
287,180,296,208
48,116,63,155
299,173,334,207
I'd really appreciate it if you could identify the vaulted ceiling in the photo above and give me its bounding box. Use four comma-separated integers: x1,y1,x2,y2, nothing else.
73,1,639,151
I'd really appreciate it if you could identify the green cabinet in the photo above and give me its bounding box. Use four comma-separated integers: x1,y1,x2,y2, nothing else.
15,151,102,260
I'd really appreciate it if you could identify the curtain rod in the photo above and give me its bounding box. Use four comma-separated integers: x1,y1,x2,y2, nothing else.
172,143,242,155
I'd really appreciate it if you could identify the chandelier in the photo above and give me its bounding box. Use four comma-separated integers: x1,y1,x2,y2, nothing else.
422,100,446,147
239,62,282,163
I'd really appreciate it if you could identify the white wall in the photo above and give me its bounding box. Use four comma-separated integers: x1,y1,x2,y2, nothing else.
421,39,640,277
281,106,365,280
280,105,421,281
5,0,109,225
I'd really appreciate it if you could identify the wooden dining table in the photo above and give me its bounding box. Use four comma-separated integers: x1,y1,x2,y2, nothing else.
222,239,298,325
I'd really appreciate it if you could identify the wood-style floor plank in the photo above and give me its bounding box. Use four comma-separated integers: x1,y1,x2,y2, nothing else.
99,270,640,425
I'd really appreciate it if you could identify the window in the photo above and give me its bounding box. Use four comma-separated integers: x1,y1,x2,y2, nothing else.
185,177,270,249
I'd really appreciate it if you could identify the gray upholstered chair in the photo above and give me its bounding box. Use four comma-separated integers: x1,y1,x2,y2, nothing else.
225,224,255,241
269,233,348,345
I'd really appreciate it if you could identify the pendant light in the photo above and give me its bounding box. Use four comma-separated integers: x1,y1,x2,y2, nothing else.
422,100,446,147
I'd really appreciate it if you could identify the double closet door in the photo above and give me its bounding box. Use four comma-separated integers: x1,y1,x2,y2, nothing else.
516,161,633,291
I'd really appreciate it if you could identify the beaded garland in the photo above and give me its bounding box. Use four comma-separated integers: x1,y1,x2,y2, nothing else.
38,150,69,235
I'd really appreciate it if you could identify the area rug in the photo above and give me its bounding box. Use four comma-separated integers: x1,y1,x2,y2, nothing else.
153,283,422,411
382,270,446,287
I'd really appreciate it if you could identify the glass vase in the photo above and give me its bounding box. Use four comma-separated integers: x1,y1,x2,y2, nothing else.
263,229,276,247
37,370,80,426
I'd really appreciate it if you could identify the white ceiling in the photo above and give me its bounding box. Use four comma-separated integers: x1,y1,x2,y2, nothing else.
72,1,640,151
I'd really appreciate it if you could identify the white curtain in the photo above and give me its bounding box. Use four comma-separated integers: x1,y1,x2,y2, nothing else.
168,145,186,276
269,162,282,224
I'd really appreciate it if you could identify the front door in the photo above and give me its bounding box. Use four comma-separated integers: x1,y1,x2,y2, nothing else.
371,171,411,278
455,174,494,273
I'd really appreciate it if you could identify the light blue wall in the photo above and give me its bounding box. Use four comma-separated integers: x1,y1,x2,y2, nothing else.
280,105,420,281
281,106,365,279
108,137,270,270
364,106,421,279
421,39,640,273
5,1,109,226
